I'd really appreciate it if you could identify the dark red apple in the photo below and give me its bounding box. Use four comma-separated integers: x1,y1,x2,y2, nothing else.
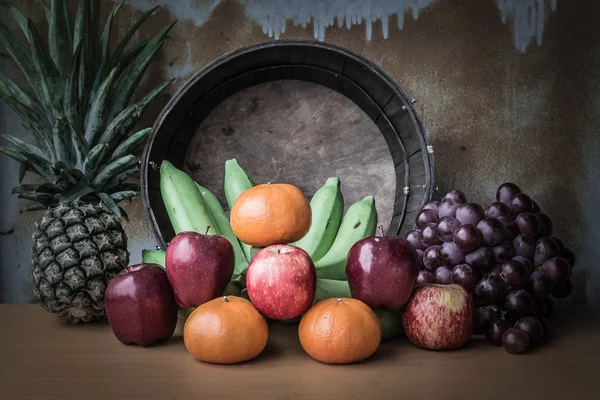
403,284,474,350
246,244,316,320
347,236,419,311
105,264,178,347
166,231,234,308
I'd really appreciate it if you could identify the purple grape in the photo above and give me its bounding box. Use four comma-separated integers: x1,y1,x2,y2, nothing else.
474,275,507,306
465,247,494,270
532,200,541,213
497,216,520,241
477,217,505,246
443,189,467,204
440,241,465,267
421,223,443,247
513,234,535,258
406,229,425,251
452,264,479,290
544,298,554,318
504,289,533,316
422,200,440,212
537,316,549,340
516,212,540,237
415,249,424,269
534,237,561,266
551,280,572,298
486,265,503,278
496,182,522,205
531,295,548,317
456,202,485,226
434,266,453,284
502,328,529,354
550,237,565,254
499,259,529,287
417,269,435,284
423,245,443,271
474,306,501,335
484,202,511,218
438,199,460,218
416,209,439,230
509,193,534,216
562,248,576,267
435,216,461,242
486,319,512,346
514,317,544,345
536,213,553,238
527,270,552,297
453,224,483,253
491,241,515,264
513,256,533,273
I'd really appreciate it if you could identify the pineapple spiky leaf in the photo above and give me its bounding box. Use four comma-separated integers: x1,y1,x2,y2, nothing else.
100,0,125,63
98,192,121,219
84,67,118,144
112,6,161,62
83,143,108,178
108,21,177,119
110,127,152,163
49,0,72,74
60,180,95,204
1,0,175,218
20,203,47,213
110,190,139,203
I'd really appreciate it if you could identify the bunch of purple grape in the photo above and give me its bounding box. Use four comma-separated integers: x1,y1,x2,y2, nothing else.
406,182,575,354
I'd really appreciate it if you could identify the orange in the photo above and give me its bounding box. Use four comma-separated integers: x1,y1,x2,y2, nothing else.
230,183,311,247
298,298,382,364
183,296,268,364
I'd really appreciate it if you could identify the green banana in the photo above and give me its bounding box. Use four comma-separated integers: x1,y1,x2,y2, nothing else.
141,249,165,269
374,308,404,340
160,160,219,236
314,195,378,280
195,182,249,279
223,158,254,261
314,278,352,303
291,177,344,262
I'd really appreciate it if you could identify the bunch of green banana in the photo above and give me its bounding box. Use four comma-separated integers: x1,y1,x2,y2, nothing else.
291,177,344,262
314,195,378,280
141,249,166,269
159,160,250,279
224,158,255,262
311,278,404,340
195,183,249,279
160,161,219,236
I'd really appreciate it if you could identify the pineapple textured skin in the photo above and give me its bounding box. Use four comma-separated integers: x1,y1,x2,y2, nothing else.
32,202,129,324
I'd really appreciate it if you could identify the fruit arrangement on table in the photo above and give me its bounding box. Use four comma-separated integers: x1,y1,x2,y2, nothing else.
0,0,575,367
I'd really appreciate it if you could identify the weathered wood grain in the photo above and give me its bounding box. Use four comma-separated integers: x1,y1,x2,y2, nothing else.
182,80,396,231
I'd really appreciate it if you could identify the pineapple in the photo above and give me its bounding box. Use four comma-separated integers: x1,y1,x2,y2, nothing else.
0,1,176,323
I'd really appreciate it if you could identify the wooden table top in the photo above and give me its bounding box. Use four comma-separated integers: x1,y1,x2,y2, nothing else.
0,304,598,400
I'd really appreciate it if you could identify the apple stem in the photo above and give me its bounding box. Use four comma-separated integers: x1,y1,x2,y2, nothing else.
205,226,211,235
222,296,229,303
376,224,384,237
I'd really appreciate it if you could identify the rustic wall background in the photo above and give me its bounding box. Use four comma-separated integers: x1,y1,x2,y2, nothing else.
1,0,598,304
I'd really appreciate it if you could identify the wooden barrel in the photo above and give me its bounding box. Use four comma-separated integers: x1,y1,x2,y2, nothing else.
141,40,434,250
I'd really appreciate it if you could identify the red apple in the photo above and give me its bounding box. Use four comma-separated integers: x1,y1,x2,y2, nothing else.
346,236,419,311
403,284,474,350
105,264,178,347
166,231,234,308
246,244,316,320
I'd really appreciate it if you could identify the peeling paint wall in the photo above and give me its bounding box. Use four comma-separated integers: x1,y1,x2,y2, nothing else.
1,0,599,305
